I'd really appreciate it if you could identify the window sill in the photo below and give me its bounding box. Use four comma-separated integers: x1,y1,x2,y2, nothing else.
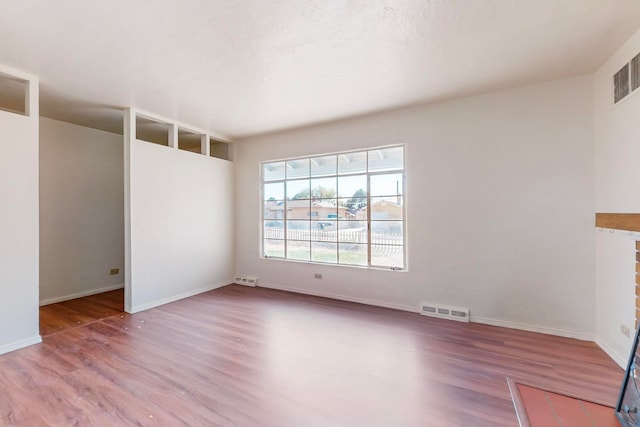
260,255,407,272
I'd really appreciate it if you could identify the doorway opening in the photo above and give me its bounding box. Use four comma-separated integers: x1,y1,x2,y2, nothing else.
38,118,125,335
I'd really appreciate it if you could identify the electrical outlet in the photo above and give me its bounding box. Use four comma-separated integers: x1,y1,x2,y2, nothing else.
621,324,631,338
314,273,322,279
110,268,120,275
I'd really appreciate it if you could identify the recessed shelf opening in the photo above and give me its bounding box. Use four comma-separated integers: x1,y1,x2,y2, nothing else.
210,138,230,160
136,116,170,146
178,129,203,154
0,73,28,116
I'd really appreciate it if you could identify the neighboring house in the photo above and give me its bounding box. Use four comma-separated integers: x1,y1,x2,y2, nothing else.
355,199,402,221
264,200,347,220
264,200,285,220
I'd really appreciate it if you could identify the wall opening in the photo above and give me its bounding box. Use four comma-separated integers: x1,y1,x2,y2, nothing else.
178,129,203,154
39,119,125,335
0,72,27,115
210,138,230,160
136,116,170,146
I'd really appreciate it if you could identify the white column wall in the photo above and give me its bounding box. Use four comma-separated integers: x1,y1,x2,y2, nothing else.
124,110,234,313
0,68,40,354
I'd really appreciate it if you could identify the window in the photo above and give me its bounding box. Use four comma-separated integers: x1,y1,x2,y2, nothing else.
262,145,405,270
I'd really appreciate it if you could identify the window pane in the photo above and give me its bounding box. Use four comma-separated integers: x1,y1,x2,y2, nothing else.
371,221,403,245
263,221,284,239
338,174,367,198
339,243,367,266
370,196,403,220
287,220,310,240
311,220,337,242
370,173,403,197
338,221,367,243
338,151,367,175
264,182,284,201
286,199,309,219
287,240,310,261
311,200,338,219
368,146,404,172
311,177,337,199
263,201,285,219
286,158,310,179
311,242,337,263
311,155,336,177
338,197,367,220
287,179,310,200
263,162,285,181
371,244,404,268
264,239,284,258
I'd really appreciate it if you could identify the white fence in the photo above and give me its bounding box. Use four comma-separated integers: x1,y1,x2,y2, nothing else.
264,226,403,255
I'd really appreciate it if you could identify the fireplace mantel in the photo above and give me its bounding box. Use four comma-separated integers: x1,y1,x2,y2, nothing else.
595,213,640,232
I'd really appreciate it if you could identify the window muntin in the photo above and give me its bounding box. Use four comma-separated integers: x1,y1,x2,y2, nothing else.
262,145,405,270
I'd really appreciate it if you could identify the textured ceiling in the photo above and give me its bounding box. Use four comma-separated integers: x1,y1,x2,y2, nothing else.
0,0,639,139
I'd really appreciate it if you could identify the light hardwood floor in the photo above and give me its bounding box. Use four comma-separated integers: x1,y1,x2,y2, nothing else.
0,285,624,426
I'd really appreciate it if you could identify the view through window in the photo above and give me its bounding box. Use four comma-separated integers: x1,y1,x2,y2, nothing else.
262,145,405,269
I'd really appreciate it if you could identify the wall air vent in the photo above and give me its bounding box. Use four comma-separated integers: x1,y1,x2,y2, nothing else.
631,52,640,92
614,63,630,104
421,305,437,314
613,50,640,105
234,275,258,287
420,302,469,323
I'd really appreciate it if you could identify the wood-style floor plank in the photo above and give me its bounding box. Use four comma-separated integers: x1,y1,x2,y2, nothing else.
0,285,624,426
39,289,125,336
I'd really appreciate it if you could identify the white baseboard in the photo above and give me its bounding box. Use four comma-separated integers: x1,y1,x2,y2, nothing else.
472,316,594,341
595,336,627,369
0,335,42,355
40,283,125,306
258,282,595,342
258,282,419,313
127,280,232,314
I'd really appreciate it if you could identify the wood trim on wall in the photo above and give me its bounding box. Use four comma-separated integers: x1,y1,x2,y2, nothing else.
595,213,640,232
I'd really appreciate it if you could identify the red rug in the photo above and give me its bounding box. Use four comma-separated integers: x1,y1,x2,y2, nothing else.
507,378,618,427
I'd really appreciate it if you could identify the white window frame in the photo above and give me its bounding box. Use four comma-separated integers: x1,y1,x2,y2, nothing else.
261,145,406,271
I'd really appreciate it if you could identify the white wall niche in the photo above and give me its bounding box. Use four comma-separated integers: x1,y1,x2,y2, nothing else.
178,127,206,155
0,71,28,116
210,137,231,161
135,114,171,147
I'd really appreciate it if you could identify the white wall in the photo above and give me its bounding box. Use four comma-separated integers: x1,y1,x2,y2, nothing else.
126,131,234,313
0,68,40,354
39,118,124,304
235,75,596,339
594,27,640,366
